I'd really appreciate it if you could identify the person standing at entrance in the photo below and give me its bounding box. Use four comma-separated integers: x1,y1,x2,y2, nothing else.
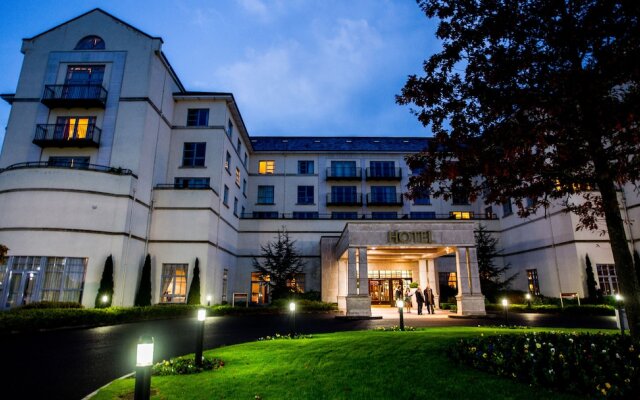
415,287,425,315
424,286,435,314
395,285,403,302
404,288,413,313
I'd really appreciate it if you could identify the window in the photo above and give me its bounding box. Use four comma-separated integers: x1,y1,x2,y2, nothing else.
235,168,241,186
298,160,314,174
222,269,228,302
502,199,513,217
39,257,86,302
372,212,397,220
161,264,187,303
370,186,397,203
257,185,275,204
187,109,209,127
251,272,270,304
485,206,494,219
331,186,358,203
258,160,275,174
174,177,210,188
451,187,469,205
297,186,314,204
287,273,305,293
242,179,247,195
65,65,105,85
526,197,535,208
244,152,248,167
526,269,541,296
227,119,234,138
48,156,90,168
450,211,473,219
74,35,105,50
253,211,279,218
369,161,396,177
293,212,319,219
233,197,239,216
182,142,206,167
53,116,96,140
439,272,458,290
225,151,231,173
223,185,229,206
241,206,245,217
410,212,436,220
330,160,357,177
596,264,618,295
413,189,431,205
237,139,242,153
332,212,358,219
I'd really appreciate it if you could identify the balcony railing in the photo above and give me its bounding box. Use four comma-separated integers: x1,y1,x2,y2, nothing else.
365,167,402,180
366,193,404,206
41,84,108,108
326,193,363,206
326,167,362,180
0,161,135,177
239,212,497,220
33,124,101,147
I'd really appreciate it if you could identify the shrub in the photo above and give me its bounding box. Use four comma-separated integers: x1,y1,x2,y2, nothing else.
449,331,640,398
258,333,313,340
18,301,84,310
152,355,224,376
409,281,419,288
373,325,416,331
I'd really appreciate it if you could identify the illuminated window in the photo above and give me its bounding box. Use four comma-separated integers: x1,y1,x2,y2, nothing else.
447,272,457,289
286,273,305,293
450,211,473,219
235,167,241,186
439,271,457,290
526,269,540,295
54,116,96,140
161,264,187,303
251,272,270,304
258,160,275,174
596,264,618,295
74,35,105,50
225,151,231,172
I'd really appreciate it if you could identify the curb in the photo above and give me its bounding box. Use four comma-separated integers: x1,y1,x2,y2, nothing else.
81,372,134,399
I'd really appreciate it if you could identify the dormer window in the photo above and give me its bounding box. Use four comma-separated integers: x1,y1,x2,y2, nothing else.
75,35,105,50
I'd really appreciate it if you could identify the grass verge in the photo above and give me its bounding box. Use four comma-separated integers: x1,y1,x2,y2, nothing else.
92,327,611,400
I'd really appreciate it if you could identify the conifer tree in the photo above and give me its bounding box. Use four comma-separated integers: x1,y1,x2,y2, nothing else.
95,255,114,308
187,258,201,305
475,225,516,303
585,254,598,303
135,254,152,307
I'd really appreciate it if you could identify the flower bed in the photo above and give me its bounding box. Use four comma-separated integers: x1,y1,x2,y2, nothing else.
449,331,639,398
152,355,224,376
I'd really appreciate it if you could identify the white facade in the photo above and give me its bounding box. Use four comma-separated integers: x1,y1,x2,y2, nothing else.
0,10,637,314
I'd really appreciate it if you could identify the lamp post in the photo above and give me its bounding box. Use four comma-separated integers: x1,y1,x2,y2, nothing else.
615,294,624,335
195,308,206,367
396,299,405,331
289,302,296,335
206,295,212,307
502,298,509,325
525,293,531,309
135,335,154,400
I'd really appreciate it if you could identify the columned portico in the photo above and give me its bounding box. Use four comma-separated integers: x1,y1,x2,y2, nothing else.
321,221,486,317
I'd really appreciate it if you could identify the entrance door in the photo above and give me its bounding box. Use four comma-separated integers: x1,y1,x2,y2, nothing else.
369,279,391,304
4,272,37,309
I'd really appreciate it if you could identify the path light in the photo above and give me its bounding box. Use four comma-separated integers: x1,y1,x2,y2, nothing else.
615,294,624,335
396,299,405,331
502,298,509,326
195,308,206,367
289,302,296,335
206,295,212,307
525,293,532,309
135,335,154,400
101,294,109,305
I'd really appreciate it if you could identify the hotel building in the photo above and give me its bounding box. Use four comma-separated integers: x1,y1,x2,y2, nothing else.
0,9,637,316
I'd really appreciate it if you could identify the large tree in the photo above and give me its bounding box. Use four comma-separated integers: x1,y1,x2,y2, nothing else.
475,224,516,302
397,1,640,337
252,228,305,300
134,254,152,307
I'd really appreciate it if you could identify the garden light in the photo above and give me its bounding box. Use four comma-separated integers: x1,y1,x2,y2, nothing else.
135,336,154,400
101,294,109,304
396,299,405,331
195,308,206,367
289,301,296,335
525,293,532,309
615,294,623,302
206,295,212,306
289,302,296,312
615,294,624,335
502,298,509,326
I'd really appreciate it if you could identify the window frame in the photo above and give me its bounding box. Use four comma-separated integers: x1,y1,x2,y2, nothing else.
160,264,188,303
258,160,275,174
182,142,206,167
187,109,209,127
298,160,314,175
257,185,275,204
297,185,314,205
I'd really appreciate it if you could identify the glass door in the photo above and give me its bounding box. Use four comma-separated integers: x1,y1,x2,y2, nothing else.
4,271,37,309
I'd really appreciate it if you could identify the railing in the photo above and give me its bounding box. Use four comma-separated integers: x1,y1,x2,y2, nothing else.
33,124,101,147
326,193,363,206
41,84,108,108
326,167,362,180
0,161,136,177
365,167,402,180
240,212,497,220
155,183,212,190
366,193,404,205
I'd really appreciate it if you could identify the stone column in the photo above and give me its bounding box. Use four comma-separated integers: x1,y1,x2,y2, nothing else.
418,259,428,290
455,247,486,316
427,259,440,309
344,247,371,317
358,247,368,295
347,248,357,295
467,247,482,295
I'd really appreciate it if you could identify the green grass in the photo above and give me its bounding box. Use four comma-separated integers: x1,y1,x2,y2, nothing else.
93,327,613,400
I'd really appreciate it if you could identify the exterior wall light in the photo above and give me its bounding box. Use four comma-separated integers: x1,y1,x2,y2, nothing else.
206,295,212,306
135,335,154,400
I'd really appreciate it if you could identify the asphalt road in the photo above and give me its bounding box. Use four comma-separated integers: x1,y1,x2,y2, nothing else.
1,311,617,400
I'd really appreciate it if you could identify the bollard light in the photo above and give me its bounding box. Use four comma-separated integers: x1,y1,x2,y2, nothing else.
135,336,154,400
525,293,532,309
289,302,296,335
101,294,109,305
195,308,206,367
615,294,624,335
396,299,405,331
289,302,296,312
197,308,206,321
206,295,212,307
502,298,509,326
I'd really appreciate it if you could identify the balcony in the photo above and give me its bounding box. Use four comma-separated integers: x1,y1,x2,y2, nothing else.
366,193,403,206
326,167,362,180
33,124,101,148
326,193,363,206
41,84,108,108
365,167,402,181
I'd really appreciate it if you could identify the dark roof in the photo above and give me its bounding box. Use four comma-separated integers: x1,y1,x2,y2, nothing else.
24,8,163,42
250,136,431,152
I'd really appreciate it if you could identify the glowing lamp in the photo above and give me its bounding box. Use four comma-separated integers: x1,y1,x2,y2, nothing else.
101,294,109,304
501,298,508,307
136,336,154,367
289,302,296,312
396,299,404,308
615,294,623,302
525,293,531,300
197,308,206,321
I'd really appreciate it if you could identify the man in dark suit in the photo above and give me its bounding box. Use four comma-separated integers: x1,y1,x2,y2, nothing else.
424,286,435,314
415,286,425,315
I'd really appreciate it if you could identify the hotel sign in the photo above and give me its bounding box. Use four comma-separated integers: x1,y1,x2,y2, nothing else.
387,230,431,244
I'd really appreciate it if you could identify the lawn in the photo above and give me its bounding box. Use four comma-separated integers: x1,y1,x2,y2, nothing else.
93,327,609,400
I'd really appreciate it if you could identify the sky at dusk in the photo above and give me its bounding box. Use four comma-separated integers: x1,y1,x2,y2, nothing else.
0,0,440,147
